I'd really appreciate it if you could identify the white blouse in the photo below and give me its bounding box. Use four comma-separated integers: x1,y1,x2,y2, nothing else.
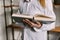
18,0,56,40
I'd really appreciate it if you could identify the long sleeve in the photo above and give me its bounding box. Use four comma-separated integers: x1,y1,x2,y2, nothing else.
33,0,56,32
19,0,24,13
33,11,56,31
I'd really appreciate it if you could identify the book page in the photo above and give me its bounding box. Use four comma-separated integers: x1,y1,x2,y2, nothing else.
12,14,33,19
34,14,55,21
34,14,52,18
34,14,55,24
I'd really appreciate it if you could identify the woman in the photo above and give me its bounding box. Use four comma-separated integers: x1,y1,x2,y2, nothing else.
18,0,56,40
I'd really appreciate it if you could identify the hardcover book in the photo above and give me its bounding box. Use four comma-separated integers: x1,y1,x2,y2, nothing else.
12,14,55,24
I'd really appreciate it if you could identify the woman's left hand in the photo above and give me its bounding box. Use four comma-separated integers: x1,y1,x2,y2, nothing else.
23,19,42,29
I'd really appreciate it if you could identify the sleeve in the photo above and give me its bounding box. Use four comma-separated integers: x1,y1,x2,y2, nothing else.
33,0,56,32
18,0,24,14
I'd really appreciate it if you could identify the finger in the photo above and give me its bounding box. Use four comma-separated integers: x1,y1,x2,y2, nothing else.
23,19,38,27
23,19,27,23
25,19,41,27
25,19,33,23
23,19,33,26
36,22,41,25
25,19,34,25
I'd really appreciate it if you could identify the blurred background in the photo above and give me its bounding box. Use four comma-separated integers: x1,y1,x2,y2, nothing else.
0,0,60,40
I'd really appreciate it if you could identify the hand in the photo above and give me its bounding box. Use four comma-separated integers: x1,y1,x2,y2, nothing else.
23,19,42,28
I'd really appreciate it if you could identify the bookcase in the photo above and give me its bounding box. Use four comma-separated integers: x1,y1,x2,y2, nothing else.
3,0,22,40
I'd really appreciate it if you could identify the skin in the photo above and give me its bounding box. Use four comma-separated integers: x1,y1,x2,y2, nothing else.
23,19,42,29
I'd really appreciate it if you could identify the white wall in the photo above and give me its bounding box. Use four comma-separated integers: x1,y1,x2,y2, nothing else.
4,0,22,40
54,6,60,26
0,0,6,40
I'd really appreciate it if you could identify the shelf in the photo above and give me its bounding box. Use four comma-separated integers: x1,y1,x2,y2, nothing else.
3,5,19,8
49,26,60,32
7,24,60,33
53,4,60,6
7,24,24,29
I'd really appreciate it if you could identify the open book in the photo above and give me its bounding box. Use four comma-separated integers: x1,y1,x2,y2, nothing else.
12,14,55,24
